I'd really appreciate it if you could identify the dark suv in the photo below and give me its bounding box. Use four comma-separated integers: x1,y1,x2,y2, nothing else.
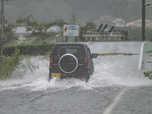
49,42,97,82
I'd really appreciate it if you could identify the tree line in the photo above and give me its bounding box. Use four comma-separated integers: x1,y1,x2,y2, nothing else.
1,14,152,46
0,14,96,45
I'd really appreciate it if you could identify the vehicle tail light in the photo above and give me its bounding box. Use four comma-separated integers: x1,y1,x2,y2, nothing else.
84,57,88,67
50,56,53,67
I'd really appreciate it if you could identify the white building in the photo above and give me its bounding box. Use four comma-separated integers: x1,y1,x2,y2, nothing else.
15,27,30,41
14,26,61,41
47,26,61,33
126,19,152,29
113,18,125,27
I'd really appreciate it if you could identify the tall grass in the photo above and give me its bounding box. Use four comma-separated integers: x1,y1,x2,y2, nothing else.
0,48,20,79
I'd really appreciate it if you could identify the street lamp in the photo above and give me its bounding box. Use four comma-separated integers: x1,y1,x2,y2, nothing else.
142,0,151,41
145,2,151,6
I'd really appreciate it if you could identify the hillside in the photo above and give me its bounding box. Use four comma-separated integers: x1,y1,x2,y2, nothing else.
5,0,152,24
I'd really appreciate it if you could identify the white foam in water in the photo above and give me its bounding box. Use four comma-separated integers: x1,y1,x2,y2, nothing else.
0,57,49,91
0,55,152,92
90,59,152,87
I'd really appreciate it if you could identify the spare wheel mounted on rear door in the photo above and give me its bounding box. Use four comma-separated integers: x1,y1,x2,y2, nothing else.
58,53,78,74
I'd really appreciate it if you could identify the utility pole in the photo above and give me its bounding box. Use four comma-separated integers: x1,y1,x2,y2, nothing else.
142,0,145,41
142,0,151,41
0,0,4,70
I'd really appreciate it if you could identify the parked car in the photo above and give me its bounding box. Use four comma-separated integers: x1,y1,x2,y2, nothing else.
49,42,97,82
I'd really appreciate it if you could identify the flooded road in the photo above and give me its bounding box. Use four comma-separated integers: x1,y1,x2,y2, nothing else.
0,42,151,114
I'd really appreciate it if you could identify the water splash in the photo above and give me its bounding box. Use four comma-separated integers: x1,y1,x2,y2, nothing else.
0,54,152,92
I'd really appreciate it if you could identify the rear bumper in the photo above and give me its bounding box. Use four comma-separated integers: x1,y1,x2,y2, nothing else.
49,67,88,79
61,72,87,79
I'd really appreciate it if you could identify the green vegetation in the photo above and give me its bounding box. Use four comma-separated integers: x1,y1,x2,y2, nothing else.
145,51,152,53
16,15,63,44
0,13,97,79
4,43,54,56
1,0,152,79
144,71,152,79
126,27,152,41
0,19,17,44
0,43,54,79
45,50,52,57
143,42,152,80
0,48,20,79
15,14,97,42
2,0,152,41
79,21,96,41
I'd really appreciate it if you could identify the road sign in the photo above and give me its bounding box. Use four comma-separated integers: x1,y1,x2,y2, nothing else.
63,25,79,36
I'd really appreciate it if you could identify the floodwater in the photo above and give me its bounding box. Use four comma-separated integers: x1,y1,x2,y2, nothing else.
0,42,151,114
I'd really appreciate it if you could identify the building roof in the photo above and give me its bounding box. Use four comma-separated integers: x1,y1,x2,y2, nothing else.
15,26,61,34
15,27,31,34
47,26,61,32
126,18,152,28
126,18,152,23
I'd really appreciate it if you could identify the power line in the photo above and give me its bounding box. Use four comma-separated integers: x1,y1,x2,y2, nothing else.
104,0,109,13
105,0,114,17
117,0,129,18
104,0,125,26
111,0,124,18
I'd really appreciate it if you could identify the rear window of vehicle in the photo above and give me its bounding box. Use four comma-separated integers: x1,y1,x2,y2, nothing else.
53,44,83,57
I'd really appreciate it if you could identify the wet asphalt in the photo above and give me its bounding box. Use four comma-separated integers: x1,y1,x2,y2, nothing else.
110,41,152,114
0,41,152,114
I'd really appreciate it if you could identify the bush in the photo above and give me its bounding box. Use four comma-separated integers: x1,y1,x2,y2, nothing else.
0,43,54,79
0,48,20,79
45,50,52,57
3,43,54,56
144,71,152,79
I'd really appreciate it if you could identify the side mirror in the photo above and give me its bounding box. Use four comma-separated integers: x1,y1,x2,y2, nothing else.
91,53,98,58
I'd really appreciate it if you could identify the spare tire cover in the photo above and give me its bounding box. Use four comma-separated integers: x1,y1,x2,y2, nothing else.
59,53,78,74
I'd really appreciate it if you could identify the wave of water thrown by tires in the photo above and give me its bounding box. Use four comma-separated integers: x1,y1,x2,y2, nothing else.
0,42,152,92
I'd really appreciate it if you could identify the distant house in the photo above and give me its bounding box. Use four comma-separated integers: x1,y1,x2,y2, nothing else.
14,27,30,41
15,26,61,41
113,18,125,27
47,26,61,33
126,19,152,29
